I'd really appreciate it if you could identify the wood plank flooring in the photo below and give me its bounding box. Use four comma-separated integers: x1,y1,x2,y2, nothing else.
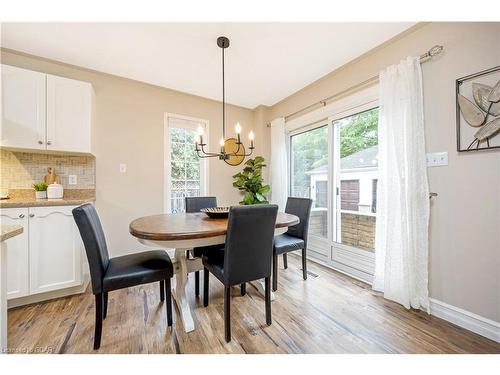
7,255,500,354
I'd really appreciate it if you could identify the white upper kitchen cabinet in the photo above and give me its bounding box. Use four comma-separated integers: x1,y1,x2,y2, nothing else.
1,64,93,154
0,208,30,299
1,65,46,150
46,74,92,153
28,206,83,295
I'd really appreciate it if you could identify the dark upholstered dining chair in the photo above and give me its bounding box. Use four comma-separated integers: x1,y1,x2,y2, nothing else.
273,197,313,291
72,203,174,350
184,196,221,296
202,204,278,342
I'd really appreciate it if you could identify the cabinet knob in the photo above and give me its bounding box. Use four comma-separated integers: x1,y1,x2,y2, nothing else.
29,213,35,218
19,214,25,218
38,140,43,145
46,141,52,146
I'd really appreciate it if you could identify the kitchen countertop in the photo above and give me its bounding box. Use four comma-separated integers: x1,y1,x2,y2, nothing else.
0,225,23,242
0,189,95,208
0,197,95,208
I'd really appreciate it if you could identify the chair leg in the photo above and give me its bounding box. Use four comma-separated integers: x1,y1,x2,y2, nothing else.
195,271,200,297
302,248,307,280
103,292,108,320
203,267,209,307
159,280,165,301
272,254,278,291
283,253,288,269
265,277,272,326
224,286,231,342
94,293,103,350
165,278,173,327
240,283,246,296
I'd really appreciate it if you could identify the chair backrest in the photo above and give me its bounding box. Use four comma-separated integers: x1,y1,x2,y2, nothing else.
185,196,217,213
72,203,110,295
223,204,278,286
285,197,313,243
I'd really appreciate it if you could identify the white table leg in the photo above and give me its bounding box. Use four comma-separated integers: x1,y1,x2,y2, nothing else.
171,248,203,333
249,279,275,301
0,242,7,352
172,248,195,332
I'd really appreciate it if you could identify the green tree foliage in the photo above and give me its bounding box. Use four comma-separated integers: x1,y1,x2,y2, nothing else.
339,108,378,158
290,126,328,197
290,108,379,197
232,156,271,205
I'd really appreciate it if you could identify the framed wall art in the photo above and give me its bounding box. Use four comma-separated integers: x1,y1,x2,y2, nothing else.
456,65,500,152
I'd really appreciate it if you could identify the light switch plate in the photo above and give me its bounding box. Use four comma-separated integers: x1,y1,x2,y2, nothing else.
426,152,448,167
68,175,77,185
119,164,127,173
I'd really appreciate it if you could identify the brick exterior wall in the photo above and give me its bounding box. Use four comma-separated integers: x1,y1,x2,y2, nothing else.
341,213,376,251
308,209,376,251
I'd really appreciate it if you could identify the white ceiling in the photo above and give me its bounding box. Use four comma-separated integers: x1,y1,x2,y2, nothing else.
1,23,415,108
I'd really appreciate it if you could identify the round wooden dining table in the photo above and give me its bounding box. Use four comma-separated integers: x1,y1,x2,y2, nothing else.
129,211,299,333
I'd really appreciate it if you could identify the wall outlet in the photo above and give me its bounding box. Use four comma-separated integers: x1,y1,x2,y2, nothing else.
119,163,127,173
426,152,448,167
68,175,77,185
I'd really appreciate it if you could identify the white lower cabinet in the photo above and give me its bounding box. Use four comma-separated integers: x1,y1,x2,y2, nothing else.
28,206,83,294
0,205,84,300
0,208,30,299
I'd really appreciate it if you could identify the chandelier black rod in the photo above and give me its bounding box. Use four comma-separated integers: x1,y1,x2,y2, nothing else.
222,42,225,140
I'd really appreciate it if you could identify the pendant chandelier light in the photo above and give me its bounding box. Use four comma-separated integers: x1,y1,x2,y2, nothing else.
195,36,254,165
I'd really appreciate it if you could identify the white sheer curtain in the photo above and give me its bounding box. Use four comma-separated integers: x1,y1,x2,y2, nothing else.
270,117,288,210
372,56,430,312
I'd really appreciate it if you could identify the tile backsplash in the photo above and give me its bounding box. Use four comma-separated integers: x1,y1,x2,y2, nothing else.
0,149,95,190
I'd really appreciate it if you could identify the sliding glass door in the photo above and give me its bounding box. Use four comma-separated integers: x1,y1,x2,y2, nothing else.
288,105,379,281
290,123,331,254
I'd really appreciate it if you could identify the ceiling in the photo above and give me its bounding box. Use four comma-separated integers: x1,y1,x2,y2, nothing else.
1,23,415,108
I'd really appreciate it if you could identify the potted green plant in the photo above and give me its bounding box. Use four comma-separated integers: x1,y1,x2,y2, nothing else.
33,182,48,199
232,156,271,205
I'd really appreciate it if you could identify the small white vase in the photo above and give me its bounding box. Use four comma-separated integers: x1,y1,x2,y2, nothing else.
35,191,47,199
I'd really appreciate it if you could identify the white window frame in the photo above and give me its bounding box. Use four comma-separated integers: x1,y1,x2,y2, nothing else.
164,113,209,213
286,85,379,283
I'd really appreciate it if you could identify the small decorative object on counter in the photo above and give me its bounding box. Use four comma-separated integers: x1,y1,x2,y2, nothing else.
33,182,48,199
44,167,61,185
47,183,64,199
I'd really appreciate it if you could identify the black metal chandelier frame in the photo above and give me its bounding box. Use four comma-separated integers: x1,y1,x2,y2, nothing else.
195,36,254,160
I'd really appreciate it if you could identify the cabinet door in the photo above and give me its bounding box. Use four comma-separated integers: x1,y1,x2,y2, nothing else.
28,206,83,294
0,208,30,299
46,74,92,153
1,65,46,149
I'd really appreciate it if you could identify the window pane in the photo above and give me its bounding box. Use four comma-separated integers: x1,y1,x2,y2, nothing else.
170,128,185,143
335,107,378,252
290,125,328,239
171,142,184,161
186,162,200,180
168,125,203,213
171,161,185,180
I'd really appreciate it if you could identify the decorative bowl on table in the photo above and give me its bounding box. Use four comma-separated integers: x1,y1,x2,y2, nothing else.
200,207,230,218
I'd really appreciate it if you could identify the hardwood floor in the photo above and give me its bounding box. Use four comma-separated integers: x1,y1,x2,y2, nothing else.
7,255,500,354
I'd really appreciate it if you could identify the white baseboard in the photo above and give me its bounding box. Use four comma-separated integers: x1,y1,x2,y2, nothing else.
429,298,500,343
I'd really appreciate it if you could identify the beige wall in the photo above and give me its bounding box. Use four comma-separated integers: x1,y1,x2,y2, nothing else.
1,49,264,256
264,22,500,322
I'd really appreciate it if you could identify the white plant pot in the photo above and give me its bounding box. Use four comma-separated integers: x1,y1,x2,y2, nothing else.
35,191,47,199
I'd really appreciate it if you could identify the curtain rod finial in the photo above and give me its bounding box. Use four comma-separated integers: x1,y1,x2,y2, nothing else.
429,45,443,57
